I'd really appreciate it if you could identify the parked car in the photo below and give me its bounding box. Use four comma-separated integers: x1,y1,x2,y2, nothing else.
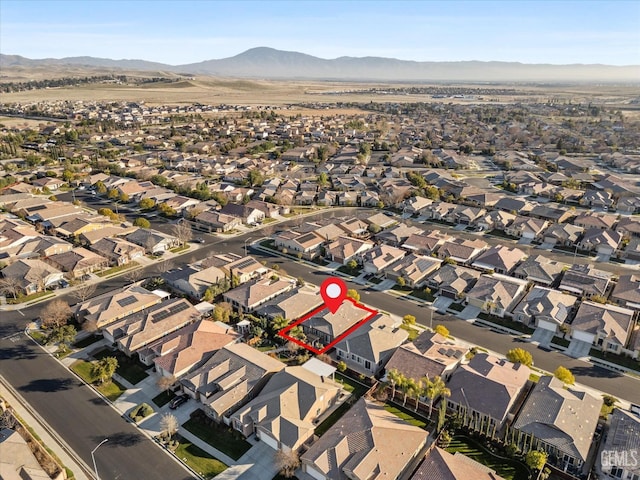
190,238,205,244
169,394,188,410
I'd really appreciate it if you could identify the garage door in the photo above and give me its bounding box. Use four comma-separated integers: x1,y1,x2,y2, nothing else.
258,431,279,450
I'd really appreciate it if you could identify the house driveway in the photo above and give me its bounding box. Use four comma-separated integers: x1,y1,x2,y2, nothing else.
458,305,481,320
215,441,278,480
432,296,454,313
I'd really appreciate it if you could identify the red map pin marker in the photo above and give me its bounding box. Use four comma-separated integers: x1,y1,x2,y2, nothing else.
320,277,347,314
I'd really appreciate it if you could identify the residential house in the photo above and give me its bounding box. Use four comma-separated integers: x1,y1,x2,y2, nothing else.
53,216,112,239
578,228,622,256
471,246,526,275
476,210,516,232
325,236,374,265
375,223,423,247
363,212,397,230
302,299,372,346
427,264,481,300
610,274,640,310
223,276,295,313
446,205,486,226
410,445,507,480
90,237,145,266
447,353,531,433
559,265,613,299
256,286,324,321
301,398,429,480
31,176,65,191
574,212,618,231
272,231,325,260
570,301,636,355
1,258,64,295
162,195,201,216
542,223,584,247
45,247,108,278
623,237,640,262
80,225,138,245
505,216,548,240
598,409,640,480
74,285,163,329
362,244,406,275
512,254,566,286
403,230,451,255
465,274,529,317
193,210,241,233
385,331,467,385
528,205,573,224
385,254,442,288
335,314,408,375
403,196,433,215
162,265,226,300
437,238,488,265
580,189,614,209
493,197,535,215
0,427,53,480
616,196,640,214
180,343,285,422
511,286,577,331
126,228,179,253
616,217,640,239
230,366,343,451
337,217,369,238
139,320,239,378
103,298,200,356
511,376,602,475
219,204,264,225
218,255,269,284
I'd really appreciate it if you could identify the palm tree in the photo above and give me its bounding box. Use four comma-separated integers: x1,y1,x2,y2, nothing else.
387,369,402,401
423,375,451,418
410,379,424,412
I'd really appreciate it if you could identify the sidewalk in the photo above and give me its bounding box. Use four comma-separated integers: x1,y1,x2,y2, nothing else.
0,373,92,480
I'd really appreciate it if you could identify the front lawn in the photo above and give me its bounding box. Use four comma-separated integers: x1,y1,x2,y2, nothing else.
9,291,55,304
96,262,139,277
409,289,435,302
93,349,149,385
446,435,530,480
29,330,47,345
337,264,362,276
174,435,228,479
170,245,190,254
152,390,176,408
70,359,126,401
182,412,251,460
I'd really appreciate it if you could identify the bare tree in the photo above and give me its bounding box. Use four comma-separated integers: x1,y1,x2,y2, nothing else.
156,375,176,393
0,276,21,299
155,259,175,275
160,413,179,442
172,221,192,247
0,409,17,430
124,267,143,284
82,319,98,333
274,449,300,478
71,283,97,303
40,299,72,329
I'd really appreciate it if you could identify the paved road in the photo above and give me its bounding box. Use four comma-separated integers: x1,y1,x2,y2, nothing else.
1,207,639,480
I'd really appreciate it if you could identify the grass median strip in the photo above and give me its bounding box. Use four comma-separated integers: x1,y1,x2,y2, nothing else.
70,359,126,401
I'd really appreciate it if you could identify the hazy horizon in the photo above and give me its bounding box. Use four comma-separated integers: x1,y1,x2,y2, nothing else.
1,0,639,66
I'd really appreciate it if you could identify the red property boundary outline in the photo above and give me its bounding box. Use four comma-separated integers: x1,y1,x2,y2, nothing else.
277,297,379,355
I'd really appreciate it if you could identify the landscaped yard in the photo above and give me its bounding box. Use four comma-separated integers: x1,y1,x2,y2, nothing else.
446,435,530,480
174,435,228,479
170,244,190,253
93,349,149,385
70,359,126,401
73,334,101,349
314,399,355,436
29,330,47,345
152,389,176,408
182,412,252,461
335,373,369,398
383,403,428,429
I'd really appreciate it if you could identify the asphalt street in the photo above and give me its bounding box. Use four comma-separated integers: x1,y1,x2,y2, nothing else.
1,207,639,480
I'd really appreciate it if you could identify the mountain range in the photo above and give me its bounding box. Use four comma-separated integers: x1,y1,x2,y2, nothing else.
2,47,639,82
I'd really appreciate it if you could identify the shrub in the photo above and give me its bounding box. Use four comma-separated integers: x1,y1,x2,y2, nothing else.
129,402,154,422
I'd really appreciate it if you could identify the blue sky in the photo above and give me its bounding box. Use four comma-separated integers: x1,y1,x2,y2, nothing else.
1,1,638,65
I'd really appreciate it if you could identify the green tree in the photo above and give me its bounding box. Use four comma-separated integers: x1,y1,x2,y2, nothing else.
317,172,329,187
506,348,534,367
139,198,155,210
107,188,119,200
396,276,406,288
434,324,449,337
346,289,360,302
95,181,107,194
119,192,129,203
212,302,233,323
45,325,77,348
134,217,151,228
554,366,575,385
248,169,264,187
423,375,451,417
402,314,416,326
91,356,118,384
337,360,347,373
525,450,547,472
437,396,447,433
347,259,358,271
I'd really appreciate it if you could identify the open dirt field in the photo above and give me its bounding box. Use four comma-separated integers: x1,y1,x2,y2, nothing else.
2,66,639,109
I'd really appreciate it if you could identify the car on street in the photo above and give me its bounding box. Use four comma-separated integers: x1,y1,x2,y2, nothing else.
169,394,189,409
190,238,205,244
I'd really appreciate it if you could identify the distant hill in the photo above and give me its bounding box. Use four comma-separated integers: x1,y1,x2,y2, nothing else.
2,47,639,83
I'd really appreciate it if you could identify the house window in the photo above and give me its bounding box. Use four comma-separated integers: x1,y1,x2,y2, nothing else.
610,467,623,478
364,360,371,370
